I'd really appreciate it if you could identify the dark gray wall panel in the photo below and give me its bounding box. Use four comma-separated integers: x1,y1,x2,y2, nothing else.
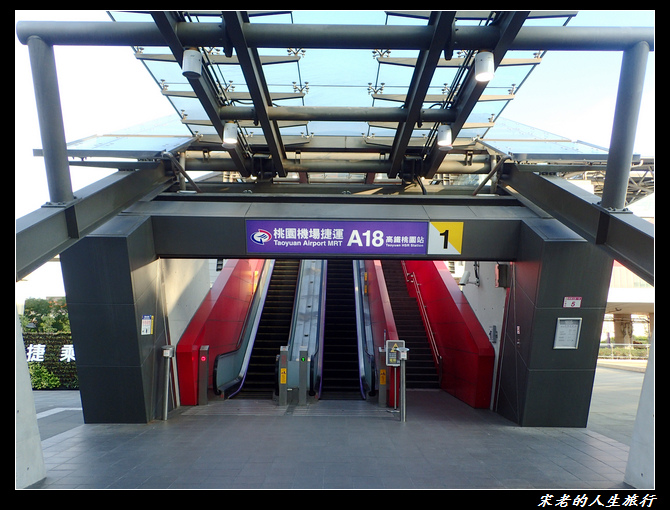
61,214,166,424
495,217,613,426
64,302,140,366
529,308,605,370
522,369,596,428
76,366,149,423
150,215,248,258
60,237,133,305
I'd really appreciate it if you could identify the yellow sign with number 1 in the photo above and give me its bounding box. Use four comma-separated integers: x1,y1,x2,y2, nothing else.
428,221,464,255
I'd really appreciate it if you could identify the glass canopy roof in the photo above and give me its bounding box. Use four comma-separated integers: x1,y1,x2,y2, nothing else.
65,11,622,184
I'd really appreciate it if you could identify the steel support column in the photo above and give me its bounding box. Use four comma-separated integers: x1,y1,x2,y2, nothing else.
601,41,650,210
26,36,73,205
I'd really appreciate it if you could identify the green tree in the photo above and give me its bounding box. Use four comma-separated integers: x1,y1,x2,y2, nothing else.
21,297,70,333
28,362,61,389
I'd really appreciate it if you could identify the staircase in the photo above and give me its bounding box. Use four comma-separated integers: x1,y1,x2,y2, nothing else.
320,260,363,400
381,260,440,389
236,259,299,399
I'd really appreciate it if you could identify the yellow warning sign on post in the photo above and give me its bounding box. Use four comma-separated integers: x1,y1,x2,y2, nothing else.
386,340,405,367
280,368,287,385
428,221,464,255
380,369,386,385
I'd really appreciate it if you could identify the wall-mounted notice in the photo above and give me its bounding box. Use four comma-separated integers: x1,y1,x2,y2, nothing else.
141,315,154,335
563,296,582,308
553,317,582,349
246,220,428,255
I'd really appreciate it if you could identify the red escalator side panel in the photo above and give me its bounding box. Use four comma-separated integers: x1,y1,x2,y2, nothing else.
364,260,402,404
364,260,399,349
404,260,494,408
176,259,265,405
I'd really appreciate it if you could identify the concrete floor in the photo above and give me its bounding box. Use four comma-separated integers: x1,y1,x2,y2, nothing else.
25,363,647,490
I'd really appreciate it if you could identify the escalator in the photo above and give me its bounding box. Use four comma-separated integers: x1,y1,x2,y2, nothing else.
234,259,300,399
382,260,440,389
320,259,364,400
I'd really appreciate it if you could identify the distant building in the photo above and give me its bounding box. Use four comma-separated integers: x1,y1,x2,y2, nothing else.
604,193,654,343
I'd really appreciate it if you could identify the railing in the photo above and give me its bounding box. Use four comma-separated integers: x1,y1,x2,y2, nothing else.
213,259,275,397
598,343,650,360
353,260,375,398
401,261,442,385
287,259,327,396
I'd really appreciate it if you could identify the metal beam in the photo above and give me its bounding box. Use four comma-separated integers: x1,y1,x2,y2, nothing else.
193,134,423,153
135,53,300,65
150,11,252,177
164,89,305,101
16,164,173,281
240,23,655,51
16,20,655,52
372,93,515,103
124,195,527,262
388,11,456,178
423,12,529,179
218,105,458,123
177,155,491,177
500,164,653,285
181,153,491,175
222,11,287,177
377,56,542,67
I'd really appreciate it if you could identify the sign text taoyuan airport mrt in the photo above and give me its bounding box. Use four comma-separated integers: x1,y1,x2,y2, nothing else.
246,220,464,256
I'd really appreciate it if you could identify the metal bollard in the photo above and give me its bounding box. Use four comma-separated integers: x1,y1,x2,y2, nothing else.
397,347,409,422
378,346,387,408
198,345,209,406
299,347,308,406
278,346,289,406
161,345,175,420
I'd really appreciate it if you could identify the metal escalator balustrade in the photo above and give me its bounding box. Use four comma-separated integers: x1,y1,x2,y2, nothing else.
381,260,440,389
320,259,364,400
235,259,300,399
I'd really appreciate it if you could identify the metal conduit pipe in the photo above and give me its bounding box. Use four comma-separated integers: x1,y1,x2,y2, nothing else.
472,155,511,196
183,155,491,174
16,21,654,52
219,106,457,123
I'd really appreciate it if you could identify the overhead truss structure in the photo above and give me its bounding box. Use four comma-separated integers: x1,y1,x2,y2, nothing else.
15,11,654,285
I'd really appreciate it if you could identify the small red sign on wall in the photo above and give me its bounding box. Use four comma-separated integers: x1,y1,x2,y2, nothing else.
563,297,582,308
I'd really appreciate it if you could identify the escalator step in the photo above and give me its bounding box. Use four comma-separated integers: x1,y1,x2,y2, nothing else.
235,260,299,399
320,260,362,400
382,260,440,389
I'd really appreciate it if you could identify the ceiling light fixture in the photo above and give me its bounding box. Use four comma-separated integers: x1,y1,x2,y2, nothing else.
437,124,453,151
474,51,495,83
222,122,238,148
182,48,202,79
